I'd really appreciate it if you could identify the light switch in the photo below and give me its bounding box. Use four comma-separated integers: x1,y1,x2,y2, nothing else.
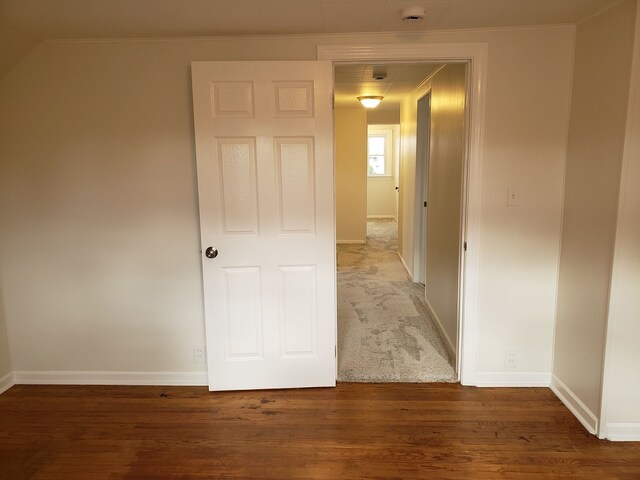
507,186,520,206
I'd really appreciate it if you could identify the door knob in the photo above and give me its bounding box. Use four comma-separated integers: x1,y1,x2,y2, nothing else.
205,247,218,259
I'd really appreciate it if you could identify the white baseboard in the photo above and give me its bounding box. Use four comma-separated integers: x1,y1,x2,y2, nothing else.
337,239,366,244
602,423,640,441
397,252,413,280
423,296,456,358
0,371,15,395
13,371,208,386
367,215,396,220
474,371,551,387
550,374,598,435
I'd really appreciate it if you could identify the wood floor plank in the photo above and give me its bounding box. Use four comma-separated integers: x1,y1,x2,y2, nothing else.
0,383,638,479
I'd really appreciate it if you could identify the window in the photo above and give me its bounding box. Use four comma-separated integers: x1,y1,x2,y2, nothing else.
367,127,394,177
368,135,387,176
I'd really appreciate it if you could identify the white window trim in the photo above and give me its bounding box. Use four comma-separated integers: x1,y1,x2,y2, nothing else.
367,126,394,178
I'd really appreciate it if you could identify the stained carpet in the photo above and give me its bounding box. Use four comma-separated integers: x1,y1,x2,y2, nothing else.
337,219,457,383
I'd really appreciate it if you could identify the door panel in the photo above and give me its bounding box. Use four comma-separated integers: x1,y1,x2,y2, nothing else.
191,61,336,391
275,137,315,234
218,138,259,234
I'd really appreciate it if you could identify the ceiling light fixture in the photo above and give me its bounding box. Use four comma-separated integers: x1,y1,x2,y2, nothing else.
358,96,384,108
401,7,425,22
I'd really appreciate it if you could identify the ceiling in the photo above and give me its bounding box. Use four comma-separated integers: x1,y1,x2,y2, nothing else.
335,63,443,109
0,0,623,39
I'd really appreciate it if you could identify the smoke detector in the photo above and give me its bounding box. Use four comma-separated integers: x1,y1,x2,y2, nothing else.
401,7,425,22
372,68,387,80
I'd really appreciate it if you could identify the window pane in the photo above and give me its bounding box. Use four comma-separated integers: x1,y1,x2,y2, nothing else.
368,136,385,156
368,134,386,175
368,155,385,175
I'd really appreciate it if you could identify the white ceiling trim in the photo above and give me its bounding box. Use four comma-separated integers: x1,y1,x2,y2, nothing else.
318,42,487,62
38,23,574,45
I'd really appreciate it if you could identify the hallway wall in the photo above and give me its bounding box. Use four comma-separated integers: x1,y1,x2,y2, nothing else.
426,64,466,353
399,64,465,355
367,108,400,125
336,107,367,243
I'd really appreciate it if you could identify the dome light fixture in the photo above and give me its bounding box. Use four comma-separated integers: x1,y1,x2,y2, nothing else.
357,96,384,108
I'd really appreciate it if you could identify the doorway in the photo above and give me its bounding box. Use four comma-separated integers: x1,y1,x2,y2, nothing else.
321,43,488,385
333,61,466,383
414,93,431,285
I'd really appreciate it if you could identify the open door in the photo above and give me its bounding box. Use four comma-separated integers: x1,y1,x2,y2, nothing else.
191,61,336,391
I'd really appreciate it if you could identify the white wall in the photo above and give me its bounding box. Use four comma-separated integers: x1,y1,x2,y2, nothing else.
367,107,400,125
0,39,208,376
367,180,396,218
336,107,367,242
0,26,574,382
394,26,574,382
552,0,637,430
600,2,640,440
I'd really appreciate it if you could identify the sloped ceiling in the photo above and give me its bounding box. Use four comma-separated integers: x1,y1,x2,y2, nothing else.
0,26,39,78
0,0,623,77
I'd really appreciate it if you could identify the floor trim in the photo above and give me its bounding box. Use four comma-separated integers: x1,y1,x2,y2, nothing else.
396,252,413,280
0,371,14,395
13,371,208,386
337,239,366,244
603,423,640,441
550,374,598,434
474,371,551,387
423,296,456,358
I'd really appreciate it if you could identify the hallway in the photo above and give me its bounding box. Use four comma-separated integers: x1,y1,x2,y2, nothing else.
337,219,456,382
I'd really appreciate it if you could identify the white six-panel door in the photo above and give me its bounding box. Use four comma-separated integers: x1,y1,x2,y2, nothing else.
191,61,336,391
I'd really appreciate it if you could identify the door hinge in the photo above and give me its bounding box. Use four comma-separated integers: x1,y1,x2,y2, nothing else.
464,241,467,252
335,345,337,357
331,93,335,110
423,201,427,207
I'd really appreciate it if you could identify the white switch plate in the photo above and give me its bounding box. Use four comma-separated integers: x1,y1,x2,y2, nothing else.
507,186,520,206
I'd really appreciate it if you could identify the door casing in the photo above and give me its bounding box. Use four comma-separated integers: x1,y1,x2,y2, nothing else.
319,43,488,386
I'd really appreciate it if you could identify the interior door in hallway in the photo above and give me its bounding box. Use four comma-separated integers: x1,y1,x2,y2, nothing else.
191,61,336,391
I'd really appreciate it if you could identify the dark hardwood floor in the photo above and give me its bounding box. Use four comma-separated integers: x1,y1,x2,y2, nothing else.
0,383,638,479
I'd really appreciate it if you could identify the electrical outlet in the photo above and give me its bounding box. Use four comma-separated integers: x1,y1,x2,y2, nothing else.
504,348,518,368
193,345,206,364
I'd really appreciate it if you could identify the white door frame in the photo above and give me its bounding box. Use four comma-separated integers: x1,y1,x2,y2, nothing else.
318,43,488,386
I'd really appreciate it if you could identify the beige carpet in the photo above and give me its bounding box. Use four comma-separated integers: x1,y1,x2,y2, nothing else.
337,219,457,383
